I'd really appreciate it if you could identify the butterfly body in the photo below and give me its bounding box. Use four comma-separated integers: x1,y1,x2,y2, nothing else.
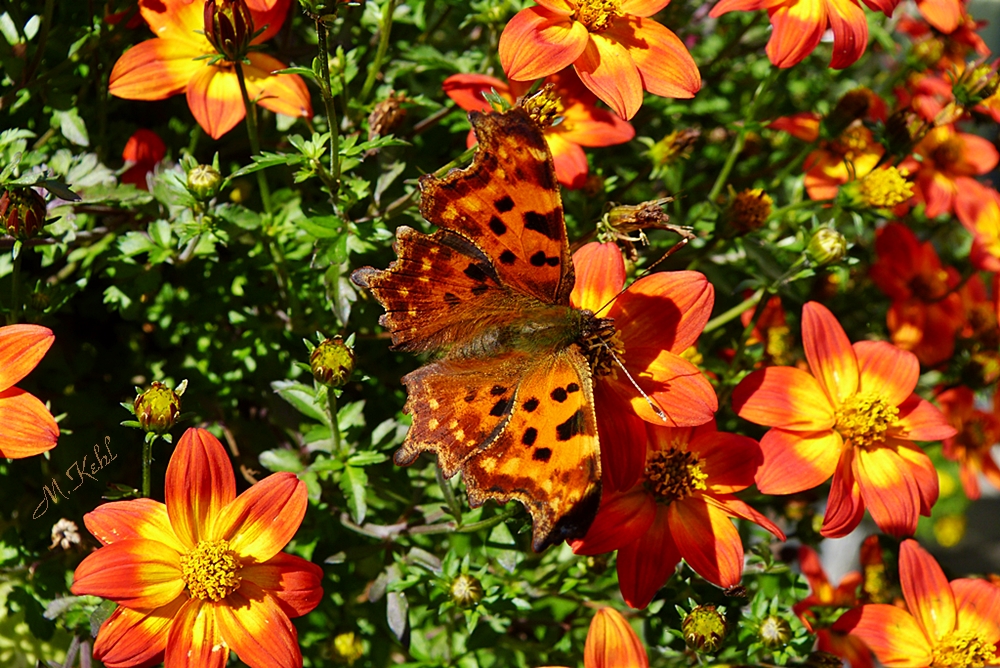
352,108,607,550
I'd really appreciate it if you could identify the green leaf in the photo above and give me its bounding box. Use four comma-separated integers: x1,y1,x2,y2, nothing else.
271,380,327,423
53,108,90,146
346,451,387,467
486,521,521,573
340,465,368,524
259,448,305,473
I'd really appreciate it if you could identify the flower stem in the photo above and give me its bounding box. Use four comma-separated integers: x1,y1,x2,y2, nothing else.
315,18,341,202
703,287,763,334
328,386,343,456
233,60,272,214
8,243,22,324
359,0,397,104
141,436,154,498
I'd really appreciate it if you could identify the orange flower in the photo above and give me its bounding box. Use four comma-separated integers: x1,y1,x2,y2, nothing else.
868,223,964,367
498,0,701,120
442,69,634,189
896,11,989,70
732,301,956,538
121,129,167,191
899,125,999,219
802,121,884,200
954,179,1000,272
936,386,1000,500
109,0,312,139
71,428,323,668
543,607,649,668
710,0,898,69
834,539,1000,666
572,420,785,608
916,0,963,34
0,324,59,458
794,546,873,668
570,242,718,490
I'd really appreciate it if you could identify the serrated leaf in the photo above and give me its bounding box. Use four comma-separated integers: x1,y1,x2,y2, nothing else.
340,465,368,524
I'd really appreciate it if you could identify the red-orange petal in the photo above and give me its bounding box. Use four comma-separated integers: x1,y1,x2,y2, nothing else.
215,472,307,563
165,598,228,668
108,38,205,101
854,340,919,407
166,428,236,549
612,270,714,354
92,599,181,668
547,133,589,188
895,441,939,515
218,581,302,668
917,0,961,33
84,498,185,552
952,579,1000,642
607,17,700,99
616,510,680,610
895,395,957,441
442,73,511,112
613,351,718,426
584,607,650,666
833,604,933,666
571,487,656,555
899,539,956,643
802,301,859,406
0,389,58,458
139,0,205,42
669,497,744,588
71,539,184,609
621,0,672,16
574,34,644,120
827,0,868,68
247,0,292,43
766,0,827,68
499,7,589,82
710,494,786,539
596,397,649,490
733,367,835,429
756,428,842,494
854,447,920,538
186,65,246,139
821,449,865,538
556,104,634,147
695,431,762,493
0,324,53,390
570,242,627,314
244,53,313,119
241,553,324,619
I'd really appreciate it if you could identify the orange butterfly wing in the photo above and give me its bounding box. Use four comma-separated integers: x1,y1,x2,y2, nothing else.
352,108,601,550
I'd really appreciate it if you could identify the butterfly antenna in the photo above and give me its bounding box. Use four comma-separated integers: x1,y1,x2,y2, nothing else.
592,232,694,317
600,342,669,423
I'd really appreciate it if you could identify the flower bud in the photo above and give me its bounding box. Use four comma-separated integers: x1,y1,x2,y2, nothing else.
647,128,699,167
204,0,254,62
310,336,355,388
806,228,848,266
681,605,726,653
134,381,181,433
329,631,364,665
187,165,223,201
449,574,483,607
1,187,47,240
758,615,791,649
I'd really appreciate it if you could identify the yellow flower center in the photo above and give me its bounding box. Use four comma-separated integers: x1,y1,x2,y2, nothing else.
648,129,699,167
859,167,913,208
909,269,949,301
573,0,622,32
582,320,626,379
181,539,243,601
835,392,899,450
645,447,708,504
959,414,993,451
831,125,872,160
521,85,565,130
932,631,995,668
932,137,963,168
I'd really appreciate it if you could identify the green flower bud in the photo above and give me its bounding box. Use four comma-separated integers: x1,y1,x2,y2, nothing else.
449,574,483,607
203,0,254,62
187,165,223,201
1,187,47,240
682,605,726,653
759,615,792,649
806,228,848,266
310,337,355,388
134,381,181,433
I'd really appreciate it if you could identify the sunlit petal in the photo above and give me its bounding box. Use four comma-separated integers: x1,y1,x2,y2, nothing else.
854,447,920,538
584,607,650,666
899,539,956,643
757,428,842,494
606,17,700,99
575,34,644,120
0,324,53,390
241,553,324,619
802,302,859,406
108,39,206,100
215,472,307,563
71,539,184,609
92,600,182,668
834,604,933,666
218,581,302,668
733,367,835,429
84,498,185,552
570,242,626,314
499,7,589,82
0,389,58,459
244,53,312,119
186,65,246,139
615,510,680,609
821,449,865,538
854,341,919,407
165,598,228,668
166,428,237,549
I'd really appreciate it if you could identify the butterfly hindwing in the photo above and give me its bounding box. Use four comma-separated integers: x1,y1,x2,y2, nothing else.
419,109,574,305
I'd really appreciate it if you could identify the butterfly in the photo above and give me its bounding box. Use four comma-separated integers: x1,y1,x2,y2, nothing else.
352,107,627,550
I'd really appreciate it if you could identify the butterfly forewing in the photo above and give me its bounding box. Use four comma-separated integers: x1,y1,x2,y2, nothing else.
419,109,574,305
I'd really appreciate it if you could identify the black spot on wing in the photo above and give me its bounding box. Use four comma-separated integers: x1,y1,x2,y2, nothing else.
556,409,585,442
567,383,580,393
490,396,512,417
495,195,515,213
464,390,477,403
491,385,507,396
444,292,460,308
471,284,489,296
523,397,539,412
489,216,507,236
530,251,547,267
522,427,537,446
463,263,489,282
546,256,560,267
533,447,552,462
523,211,560,241
550,387,568,403
499,250,516,265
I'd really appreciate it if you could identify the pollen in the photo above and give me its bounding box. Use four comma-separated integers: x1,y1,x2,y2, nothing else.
835,392,899,450
521,85,565,129
832,124,873,160
572,0,622,32
582,321,625,379
645,447,708,504
859,167,913,208
180,539,242,601
931,630,995,668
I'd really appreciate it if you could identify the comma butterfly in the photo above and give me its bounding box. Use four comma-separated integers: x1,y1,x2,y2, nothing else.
352,108,628,550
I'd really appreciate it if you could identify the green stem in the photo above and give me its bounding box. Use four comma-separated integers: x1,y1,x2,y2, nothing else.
457,506,520,533
359,0,397,104
315,19,341,201
328,387,343,456
141,436,154,498
436,465,463,524
703,287,764,334
8,243,22,324
233,60,272,214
